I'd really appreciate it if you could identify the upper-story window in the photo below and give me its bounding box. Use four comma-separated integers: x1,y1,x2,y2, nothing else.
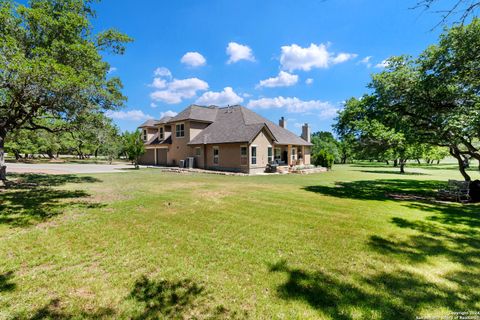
175,123,185,138
159,127,164,140
142,129,147,141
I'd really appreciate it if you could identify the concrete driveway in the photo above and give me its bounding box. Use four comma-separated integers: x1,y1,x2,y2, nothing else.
6,162,134,175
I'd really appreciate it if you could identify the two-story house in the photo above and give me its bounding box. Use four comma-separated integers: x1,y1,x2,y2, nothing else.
138,105,312,174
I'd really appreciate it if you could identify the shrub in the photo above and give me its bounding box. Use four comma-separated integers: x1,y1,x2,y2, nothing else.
313,150,335,169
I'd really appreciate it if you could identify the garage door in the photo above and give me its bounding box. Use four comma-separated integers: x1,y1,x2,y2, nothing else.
157,149,167,166
138,149,155,165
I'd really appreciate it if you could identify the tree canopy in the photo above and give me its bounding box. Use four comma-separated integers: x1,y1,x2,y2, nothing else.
336,19,480,179
0,0,132,182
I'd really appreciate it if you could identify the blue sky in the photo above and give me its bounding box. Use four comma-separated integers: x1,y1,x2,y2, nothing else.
91,0,451,134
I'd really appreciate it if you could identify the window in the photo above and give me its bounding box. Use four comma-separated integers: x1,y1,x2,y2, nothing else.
274,148,281,161
159,127,164,140
175,123,185,138
213,147,219,165
251,146,257,165
268,147,273,164
240,146,248,165
291,148,297,162
142,129,147,141
195,147,201,156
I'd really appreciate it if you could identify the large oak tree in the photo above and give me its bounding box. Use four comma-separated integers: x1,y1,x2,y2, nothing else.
0,0,132,183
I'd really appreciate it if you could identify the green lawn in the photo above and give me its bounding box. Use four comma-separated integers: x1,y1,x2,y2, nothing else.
1,164,479,319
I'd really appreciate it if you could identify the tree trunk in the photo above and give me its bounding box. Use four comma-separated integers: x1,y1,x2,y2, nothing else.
399,159,405,174
393,159,398,167
437,160,440,165
13,150,21,160
386,160,390,165
46,150,55,159
416,159,421,164
0,129,7,185
450,147,471,181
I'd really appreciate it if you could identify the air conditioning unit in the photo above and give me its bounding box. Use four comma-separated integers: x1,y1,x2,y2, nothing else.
187,157,195,169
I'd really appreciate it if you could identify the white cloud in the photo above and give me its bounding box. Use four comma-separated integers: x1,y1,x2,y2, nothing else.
154,67,172,78
257,71,299,88
150,77,167,89
305,78,314,85
160,110,178,118
181,51,206,67
195,87,244,106
331,53,358,64
280,43,357,71
247,96,338,118
226,42,255,64
359,56,373,68
108,67,117,74
151,77,209,104
375,59,389,68
105,110,153,121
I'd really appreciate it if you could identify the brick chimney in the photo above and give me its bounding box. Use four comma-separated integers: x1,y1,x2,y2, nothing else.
301,123,311,143
279,116,286,128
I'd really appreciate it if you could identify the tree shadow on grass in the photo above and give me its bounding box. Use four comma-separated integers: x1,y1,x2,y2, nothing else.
0,174,103,228
0,271,16,292
304,179,441,201
13,299,115,320
356,170,429,176
269,259,480,320
128,276,244,320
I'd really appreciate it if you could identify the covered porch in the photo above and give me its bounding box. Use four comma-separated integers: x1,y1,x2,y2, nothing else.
273,144,310,166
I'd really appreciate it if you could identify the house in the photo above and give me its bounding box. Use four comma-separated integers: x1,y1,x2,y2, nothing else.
138,105,312,174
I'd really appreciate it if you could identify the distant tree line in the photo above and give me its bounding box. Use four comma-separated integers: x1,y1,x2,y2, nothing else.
309,131,450,172
4,112,145,166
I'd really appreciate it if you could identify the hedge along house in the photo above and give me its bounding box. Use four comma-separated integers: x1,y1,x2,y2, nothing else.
138,105,312,174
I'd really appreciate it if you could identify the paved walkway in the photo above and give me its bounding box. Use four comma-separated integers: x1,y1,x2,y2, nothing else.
6,163,134,175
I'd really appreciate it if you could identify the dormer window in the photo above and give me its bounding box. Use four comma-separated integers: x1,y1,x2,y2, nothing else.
142,129,147,141
159,127,164,140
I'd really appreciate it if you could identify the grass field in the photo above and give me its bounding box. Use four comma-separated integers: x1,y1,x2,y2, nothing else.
0,163,479,319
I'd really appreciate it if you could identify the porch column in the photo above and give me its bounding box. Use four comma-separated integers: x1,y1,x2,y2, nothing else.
287,145,292,166
154,148,157,165
301,146,305,165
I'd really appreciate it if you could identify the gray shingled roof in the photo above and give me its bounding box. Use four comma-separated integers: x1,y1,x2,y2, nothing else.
146,135,172,146
188,106,312,146
157,116,172,124
168,105,218,123
138,119,157,128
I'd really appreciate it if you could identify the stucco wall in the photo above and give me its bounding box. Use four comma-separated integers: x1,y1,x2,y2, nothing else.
142,128,158,142
205,143,246,172
249,129,275,173
167,121,192,166
190,122,210,141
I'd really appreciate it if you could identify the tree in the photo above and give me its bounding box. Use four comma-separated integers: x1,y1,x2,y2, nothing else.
311,131,340,163
0,0,132,184
414,0,479,27
366,19,480,180
335,96,420,174
312,149,335,169
122,131,145,169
